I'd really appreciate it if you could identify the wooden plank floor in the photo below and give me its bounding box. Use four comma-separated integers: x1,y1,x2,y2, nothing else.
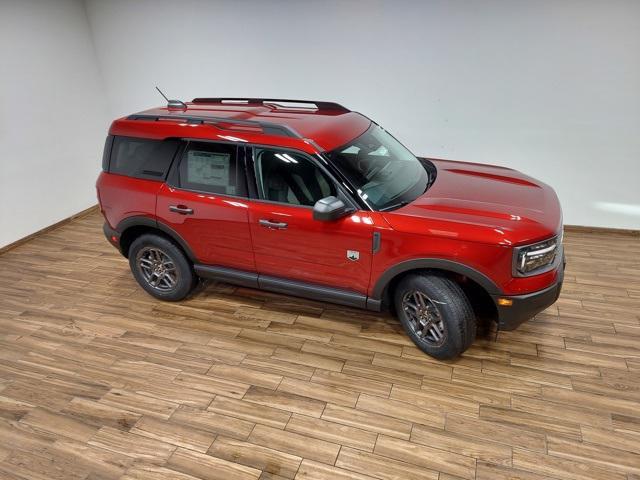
1,211,639,480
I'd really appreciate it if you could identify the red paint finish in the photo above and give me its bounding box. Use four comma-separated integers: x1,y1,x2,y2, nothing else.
248,202,374,292
155,184,255,271
110,105,371,154
372,159,563,296
98,172,160,229
391,159,562,246
97,99,563,313
110,117,320,155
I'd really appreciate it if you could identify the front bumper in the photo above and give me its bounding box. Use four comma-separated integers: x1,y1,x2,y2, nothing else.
492,258,565,331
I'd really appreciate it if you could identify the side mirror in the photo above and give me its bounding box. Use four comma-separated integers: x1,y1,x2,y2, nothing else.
313,196,350,221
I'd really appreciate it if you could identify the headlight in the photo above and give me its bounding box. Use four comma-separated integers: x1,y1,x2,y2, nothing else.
514,236,559,276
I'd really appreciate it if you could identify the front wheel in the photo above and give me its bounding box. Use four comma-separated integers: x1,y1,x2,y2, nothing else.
394,273,476,359
128,234,196,301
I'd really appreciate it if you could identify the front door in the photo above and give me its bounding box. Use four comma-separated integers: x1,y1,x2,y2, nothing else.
247,146,373,294
156,141,255,271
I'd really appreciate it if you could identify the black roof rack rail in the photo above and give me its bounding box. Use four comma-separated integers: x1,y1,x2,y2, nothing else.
191,97,350,113
126,114,301,138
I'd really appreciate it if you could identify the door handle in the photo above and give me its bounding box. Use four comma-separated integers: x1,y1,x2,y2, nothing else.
169,205,194,215
259,219,288,230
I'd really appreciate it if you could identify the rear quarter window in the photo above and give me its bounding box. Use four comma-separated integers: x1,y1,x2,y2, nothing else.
101,135,114,171
108,136,180,180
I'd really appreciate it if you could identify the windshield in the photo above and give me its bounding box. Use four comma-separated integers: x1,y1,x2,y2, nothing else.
327,124,428,211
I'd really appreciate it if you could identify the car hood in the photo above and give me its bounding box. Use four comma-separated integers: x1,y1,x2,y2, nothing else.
382,158,562,246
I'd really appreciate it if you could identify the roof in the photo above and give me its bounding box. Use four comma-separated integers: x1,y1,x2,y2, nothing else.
110,98,371,153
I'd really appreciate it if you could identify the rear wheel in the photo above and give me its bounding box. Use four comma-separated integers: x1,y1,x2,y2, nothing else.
128,234,196,301
394,273,476,359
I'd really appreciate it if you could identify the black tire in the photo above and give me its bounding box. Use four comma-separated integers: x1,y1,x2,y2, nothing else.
394,273,476,359
128,234,196,302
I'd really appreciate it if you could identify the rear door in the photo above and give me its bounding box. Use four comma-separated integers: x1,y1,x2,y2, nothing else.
156,140,255,271
246,146,373,294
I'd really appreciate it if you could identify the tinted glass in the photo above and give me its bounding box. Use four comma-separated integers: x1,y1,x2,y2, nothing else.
179,142,245,196
327,124,428,211
110,136,179,180
254,148,335,206
101,135,114,171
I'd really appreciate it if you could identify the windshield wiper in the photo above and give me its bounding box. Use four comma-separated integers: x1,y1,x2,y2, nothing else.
379,200,412,212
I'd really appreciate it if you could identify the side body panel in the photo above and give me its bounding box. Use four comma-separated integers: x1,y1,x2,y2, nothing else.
97,172,160,229
247,202,375,294
155,184,255,271
369,224,562,298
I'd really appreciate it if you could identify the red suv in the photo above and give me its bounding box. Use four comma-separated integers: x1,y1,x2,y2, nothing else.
97,97,564,359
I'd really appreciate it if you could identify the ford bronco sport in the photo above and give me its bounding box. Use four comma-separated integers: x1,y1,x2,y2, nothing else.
97,97,564,359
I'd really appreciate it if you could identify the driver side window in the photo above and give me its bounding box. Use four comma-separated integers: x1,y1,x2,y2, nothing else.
254,148,336,206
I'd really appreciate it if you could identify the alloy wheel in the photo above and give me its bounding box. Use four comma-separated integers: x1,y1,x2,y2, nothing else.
401,290,447,346
137,247,179,292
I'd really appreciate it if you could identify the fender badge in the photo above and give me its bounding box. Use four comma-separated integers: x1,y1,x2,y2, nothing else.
347,250,360,261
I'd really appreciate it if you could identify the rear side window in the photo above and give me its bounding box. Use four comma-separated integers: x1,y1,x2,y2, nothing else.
178,141,246,197
109,136,179,180
101,135,114,171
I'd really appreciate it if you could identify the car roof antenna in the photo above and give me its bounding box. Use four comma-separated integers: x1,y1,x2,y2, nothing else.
155,86,187,110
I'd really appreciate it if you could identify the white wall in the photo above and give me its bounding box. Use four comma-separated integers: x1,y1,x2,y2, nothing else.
0,0,109,248
1,0,637,244
85,0,640,230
